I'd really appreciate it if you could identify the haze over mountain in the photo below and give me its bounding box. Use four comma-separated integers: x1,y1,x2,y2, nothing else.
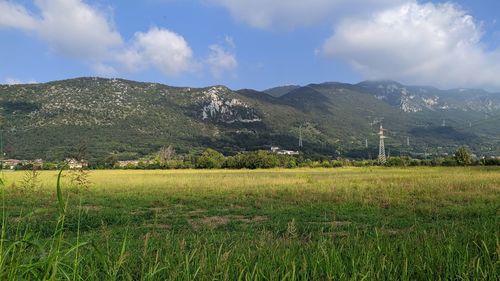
0,77,498,161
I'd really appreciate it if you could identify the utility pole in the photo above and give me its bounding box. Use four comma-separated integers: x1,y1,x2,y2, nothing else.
378,124,387,164
407,136,410,147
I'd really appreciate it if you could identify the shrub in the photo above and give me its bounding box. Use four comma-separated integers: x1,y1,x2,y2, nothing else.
454,147,472,166
196,148,225,169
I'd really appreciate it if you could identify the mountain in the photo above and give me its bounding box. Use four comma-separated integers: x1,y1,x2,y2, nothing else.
356,80,500,113
264,85,301,97
0,77,499,161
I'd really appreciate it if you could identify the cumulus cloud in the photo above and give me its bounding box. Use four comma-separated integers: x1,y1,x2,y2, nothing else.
208,0,404,29
119,27,195,76
321,1,500,90
0,1,38,29
0,1,219,78
34,0,123,59
0,0,122,61
206,38,238,78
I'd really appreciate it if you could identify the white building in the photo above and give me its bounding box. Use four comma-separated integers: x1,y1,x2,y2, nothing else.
270,146,300,155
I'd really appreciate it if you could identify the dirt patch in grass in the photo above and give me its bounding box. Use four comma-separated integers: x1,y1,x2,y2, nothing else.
237,216,269,223
310,220,352,227
229,204,246,209
202,216,230,226
189,216,230,230
144,224,171,230
251,216,269,222
129,209,148,215
189,215,269,229
380,228,406,236
148,207,170,212
328,221,352,227
188,209,207,215
323,231,350,237
221,215,269,223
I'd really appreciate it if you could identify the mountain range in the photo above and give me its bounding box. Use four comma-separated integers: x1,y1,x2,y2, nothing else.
0,77,499,161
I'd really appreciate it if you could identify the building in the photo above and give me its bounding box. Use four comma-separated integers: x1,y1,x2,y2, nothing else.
65,158,89,169
2,159,24,169
117,160,140,168
270,146,300,156
31,159,44,168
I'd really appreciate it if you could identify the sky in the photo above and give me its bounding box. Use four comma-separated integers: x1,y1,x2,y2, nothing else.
1,0,499,91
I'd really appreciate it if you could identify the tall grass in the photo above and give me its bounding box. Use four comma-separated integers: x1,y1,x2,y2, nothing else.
0,167,498,280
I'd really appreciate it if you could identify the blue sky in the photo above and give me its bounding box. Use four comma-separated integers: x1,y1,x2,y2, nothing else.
1,0,499,91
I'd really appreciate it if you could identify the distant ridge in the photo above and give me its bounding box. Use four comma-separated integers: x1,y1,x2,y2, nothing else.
0,77,498,161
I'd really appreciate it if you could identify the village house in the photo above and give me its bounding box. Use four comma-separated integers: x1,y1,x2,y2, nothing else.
2,159,44,170
2,159,25,169
65,158,89,169
270,146,300,156
117,160,140,168
31,159,44,168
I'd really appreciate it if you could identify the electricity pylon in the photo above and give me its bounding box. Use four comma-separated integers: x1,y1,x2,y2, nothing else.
378,124,387,164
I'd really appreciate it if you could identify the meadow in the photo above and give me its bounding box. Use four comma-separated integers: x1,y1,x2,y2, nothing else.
0,167,499,280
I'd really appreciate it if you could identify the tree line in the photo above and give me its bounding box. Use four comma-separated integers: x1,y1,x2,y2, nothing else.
6,146,499,170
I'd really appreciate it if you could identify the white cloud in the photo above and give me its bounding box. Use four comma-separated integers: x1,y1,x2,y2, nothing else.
91,63,117,76
207,0,404,29
34,0,123,60
0,0,122,61
321,1,500,90
207,42,237,78
0,1,204,78
119,27,195,76
0,1,38,30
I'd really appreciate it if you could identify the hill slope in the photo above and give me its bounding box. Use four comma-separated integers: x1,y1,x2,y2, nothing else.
0,77,498,161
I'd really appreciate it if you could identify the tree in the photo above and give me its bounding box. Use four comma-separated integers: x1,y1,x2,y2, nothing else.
159,145,175,162
454,146,472,166
196,148,225,169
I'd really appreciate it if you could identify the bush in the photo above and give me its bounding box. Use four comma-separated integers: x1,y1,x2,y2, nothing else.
196,148,225,169
454,147,472,166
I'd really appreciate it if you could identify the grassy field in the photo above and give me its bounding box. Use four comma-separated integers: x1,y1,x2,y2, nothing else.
0,167,499,280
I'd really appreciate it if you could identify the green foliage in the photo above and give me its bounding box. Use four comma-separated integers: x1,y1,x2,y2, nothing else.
1,77,498,162
454,146,473,166
196,148,225,169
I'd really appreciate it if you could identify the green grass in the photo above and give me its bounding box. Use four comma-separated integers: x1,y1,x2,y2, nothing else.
1,167,499,280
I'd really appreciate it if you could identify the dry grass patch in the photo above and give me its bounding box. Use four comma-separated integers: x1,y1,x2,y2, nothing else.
144,224,171,230
328,221,352,227
187,209,207,215
189,215,269,229
231,215,269,223
189,216,231,230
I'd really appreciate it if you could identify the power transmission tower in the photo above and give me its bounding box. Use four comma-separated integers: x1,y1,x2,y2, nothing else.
378,124,387,164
